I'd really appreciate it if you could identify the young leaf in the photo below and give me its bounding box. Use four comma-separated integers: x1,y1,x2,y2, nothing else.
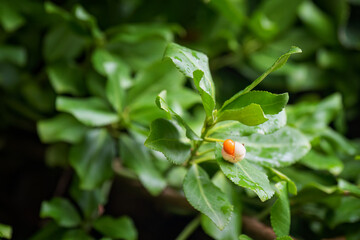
93,216,137,240
145,118,191,165
40,197,81,227
183,165,233,230
120,135,166,196
218,91,289,125
201,172,242,240
215,144,274,201
212,126,311,167
0,224,12,239
164,43,216,117
156,90,201,140
70,129,115,190
208,109,287,137
56,96,119,127
37,114,87,144
222,46,301,109
300,150,344,175
271,182,291,237
216,103,268,126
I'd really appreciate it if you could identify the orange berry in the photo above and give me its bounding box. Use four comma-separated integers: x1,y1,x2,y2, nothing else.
223,139,235,155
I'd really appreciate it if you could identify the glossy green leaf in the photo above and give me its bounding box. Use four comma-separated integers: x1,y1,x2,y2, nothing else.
70,129,114,190
220,91,289,115
145,118,191,165
184,164,233,230
56,97,119,127
201,172,242,240
330,196,360,227
338,179,360,198
212,126,310,167
216,103,268,126
223,46,301,109
120,135,166,196
300,150,344,175
215,144,274,201
271,182,290,237
208,109,287,137
93,216,137,240
40,197,81,227
164,43,216,117
47,61,85,95
156,90,200,140
37,114,87,144
73,4,103,40
0,223,12,239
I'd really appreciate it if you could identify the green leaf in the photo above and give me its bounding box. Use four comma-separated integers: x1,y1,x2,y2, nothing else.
120,135,166,196
183,164,233,230
216,103,268,126
29,222,65,240
330,196,360,227
212,126,310,167
92,49,131,113
268,168,297,195
62,229,93,240
338,179,360,198
43,24,87,62
287,93,342,134
47,61,85,95
208,109,287,137
215,144,274,201
209,0,246,26
166,166,188,188
56,97,119,127
220,91,289,115
70,129,115,190
276,237,293,240
239,235,253,240
70,179,111,219
156,90,200,140
37,114,87,144
145,118,191,165
45,143,69,168
249,0,303,40
40,197,81,227
0,45,26,66
201,172,242,240
0,223,12,239
164,43,216,117
0,1,25,32
223,47,301,109
300,150,344,175
271,182,290,237
93,216,137,240
298,1,337,44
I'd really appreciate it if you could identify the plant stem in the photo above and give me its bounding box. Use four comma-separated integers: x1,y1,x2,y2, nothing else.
175,215,201,240
191,156,214,164
196,148,215,157
204,137,224,143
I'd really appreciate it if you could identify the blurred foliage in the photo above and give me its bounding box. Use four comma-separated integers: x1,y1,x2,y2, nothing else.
0,0,360,240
